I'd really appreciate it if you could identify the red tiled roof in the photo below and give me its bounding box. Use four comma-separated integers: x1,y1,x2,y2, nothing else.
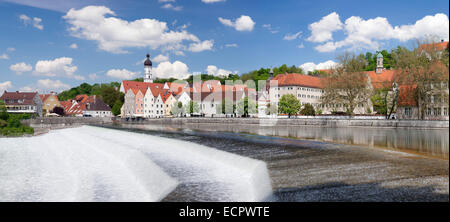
0,91,39,105
121,81,164,95
367,69,397,89
398,85,417,107
272,73,324,88
418,41,448,52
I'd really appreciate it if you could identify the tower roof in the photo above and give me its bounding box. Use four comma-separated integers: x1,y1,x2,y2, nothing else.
377,52,383,58
144,53,152,66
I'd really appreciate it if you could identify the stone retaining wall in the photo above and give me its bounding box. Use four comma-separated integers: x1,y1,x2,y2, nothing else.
22,117,113,129
122,117,449,129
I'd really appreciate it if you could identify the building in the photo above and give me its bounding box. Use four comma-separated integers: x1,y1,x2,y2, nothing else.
83,95,113,117
144,53,153,83
0,91,43,116
40,92,61,116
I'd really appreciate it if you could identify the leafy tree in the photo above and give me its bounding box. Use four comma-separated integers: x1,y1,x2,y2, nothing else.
185,101,199,114
265,103,278,116
111,100,123,116
278,94,301,118
236,97,257,117
321,52,371,115
0,100,9,121
300,103,315,116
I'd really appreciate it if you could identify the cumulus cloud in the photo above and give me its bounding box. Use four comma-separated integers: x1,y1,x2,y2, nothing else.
202,0,226,3
10,62,32,74
34,57,84,80
19,14,44,30
206,65,232,77
106,69,140,79
309,12,449,52
0,54,8,60
299,60,338,73
188,40,214,52
283,31,302,41
153,54,170,63
0,81,13,92
69,43,78,49
37,79,70,91
219,15,255,31
63,6,208,54
153,61,190,79
307,12,343,43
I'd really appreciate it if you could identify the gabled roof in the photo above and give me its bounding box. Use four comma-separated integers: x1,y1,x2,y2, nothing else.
121,80,163,94
0,91,39,105
367,69,397,89
418,41,448,52
272,73,324,88
398,85,417,107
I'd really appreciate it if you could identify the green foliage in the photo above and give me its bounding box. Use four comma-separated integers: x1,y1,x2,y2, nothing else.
300,103,315,116
370,90,388,114
185,101,199,114
236,97,257,116
111,100,123,116
278,94,301,117
0,100,9,121
265,103,278,115
316,109,323,115
0,112,34,136
364,49,393,71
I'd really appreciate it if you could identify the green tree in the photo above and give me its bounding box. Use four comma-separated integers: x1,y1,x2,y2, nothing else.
236,97,257,117
300,103,315,116
265,103,278,116
185,101,199,114
278,94,301,118
111,100,123,116
0,100,9,121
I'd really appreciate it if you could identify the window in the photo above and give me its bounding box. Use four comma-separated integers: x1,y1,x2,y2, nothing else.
444,107,448,116
433,108,441,116
426,108,432,116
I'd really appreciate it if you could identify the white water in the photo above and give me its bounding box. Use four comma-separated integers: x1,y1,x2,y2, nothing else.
0,126,272,202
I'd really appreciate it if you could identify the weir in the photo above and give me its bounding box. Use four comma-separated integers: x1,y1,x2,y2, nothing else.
0,126,273,202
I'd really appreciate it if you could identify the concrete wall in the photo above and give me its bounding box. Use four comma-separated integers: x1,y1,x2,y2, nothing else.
125,117,449,129
22,117,113,129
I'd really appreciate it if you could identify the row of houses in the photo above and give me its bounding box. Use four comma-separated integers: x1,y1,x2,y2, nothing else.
0,91,112,117
122,46,449,120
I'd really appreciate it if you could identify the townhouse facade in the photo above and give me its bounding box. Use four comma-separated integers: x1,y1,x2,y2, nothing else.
0,91,43,116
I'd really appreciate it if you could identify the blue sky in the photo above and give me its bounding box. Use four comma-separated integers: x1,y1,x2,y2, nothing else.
0,0,449,93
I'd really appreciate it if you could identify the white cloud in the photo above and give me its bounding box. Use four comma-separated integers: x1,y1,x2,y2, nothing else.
307,12,343,43
262,24,279,34
219,15,255,32
202,0,226,3
0,54,8,60
153,61,190,79
106,69,140,79
0,81,13,92
297,43,305,49
34,57,84,80
10,62,32,74
188,40,214,52
161,3,183,11
300,60,338,73
174,51,185,56
69,43,78,49
153,54,170,63
311,13,450,52
19,14,43,30
206,65,232,77
37,79,70,91
7,47,15,52
159,0,175,2
63,6,207,54
89,73,99,80
283,31,302,41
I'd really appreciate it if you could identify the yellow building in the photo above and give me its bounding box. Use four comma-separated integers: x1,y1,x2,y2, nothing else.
40,93,61,116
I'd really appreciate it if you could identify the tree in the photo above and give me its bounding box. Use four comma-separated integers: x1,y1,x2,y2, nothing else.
265,103,278,116
0,100,9,121
392,40,449,119
321,52,371,115
236,97,257,117
111,100,123,116
300,103,315,116
51,106,65,116
100,86,124,108
185,101,199,115
278,94,301,118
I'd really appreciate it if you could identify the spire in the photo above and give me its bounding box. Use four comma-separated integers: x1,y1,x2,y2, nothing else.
269,66,274,79
144,53,152,67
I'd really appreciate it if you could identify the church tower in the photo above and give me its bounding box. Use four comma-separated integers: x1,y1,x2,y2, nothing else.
144,53,153,83
376,52,384,74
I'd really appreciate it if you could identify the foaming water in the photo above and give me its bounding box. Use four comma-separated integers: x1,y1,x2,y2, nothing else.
0,126,272,202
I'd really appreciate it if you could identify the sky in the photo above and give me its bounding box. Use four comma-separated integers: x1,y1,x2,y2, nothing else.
0,0,449,93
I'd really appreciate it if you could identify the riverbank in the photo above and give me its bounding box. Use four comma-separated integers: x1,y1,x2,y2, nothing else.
100,124,449,201
125,117,449,129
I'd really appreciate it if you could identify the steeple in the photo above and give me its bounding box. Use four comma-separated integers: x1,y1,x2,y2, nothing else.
376,51,384,74
269,67,274,79
144,53,153,83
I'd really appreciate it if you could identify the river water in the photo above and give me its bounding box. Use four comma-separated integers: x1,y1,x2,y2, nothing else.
0,123,448,202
